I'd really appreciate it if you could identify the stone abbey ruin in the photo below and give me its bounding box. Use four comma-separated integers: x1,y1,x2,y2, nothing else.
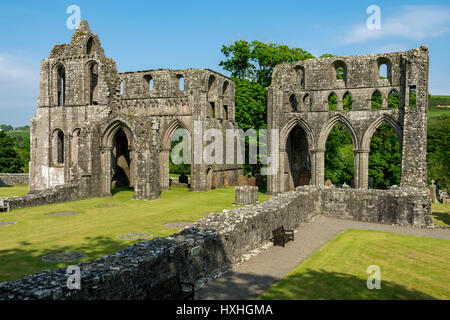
267,46,429,193
0,21,434,299
29,20,242,200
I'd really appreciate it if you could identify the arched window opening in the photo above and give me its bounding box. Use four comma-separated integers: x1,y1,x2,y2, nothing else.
343,92,353,110
379,64,388,79
286,125,311,190
86,37,95,55
208,102,215,118
303,94,311,111
333,60,347,84
207,75,217,99
169,128,191,189
328,93,337,111
57,66,66,106
369,122,401,189
143,74,153,91
290,94,299,112
53,130,65,165
295,66,305,89
409,86,416,108
223,105,228,120
111,128,132,189
223,81,229,96
120,81,124,95
388,89,400,109
371,90,382,109
178,75,184,91
377,57,392,83
71,129,80,166
87,62,99,105
325,123,354,187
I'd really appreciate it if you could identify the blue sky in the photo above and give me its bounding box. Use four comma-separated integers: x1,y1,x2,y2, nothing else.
1,0,450,127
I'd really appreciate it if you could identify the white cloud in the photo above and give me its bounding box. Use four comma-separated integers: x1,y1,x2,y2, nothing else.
341,5,450,44
0,54,39,109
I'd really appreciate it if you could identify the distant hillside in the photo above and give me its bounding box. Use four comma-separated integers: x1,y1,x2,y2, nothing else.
6,126,30,141
429,95,450,108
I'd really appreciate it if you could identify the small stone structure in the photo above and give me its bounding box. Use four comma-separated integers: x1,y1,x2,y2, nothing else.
235,186,258,205
0,186,431,300
28,20,242,203
0,174,29,186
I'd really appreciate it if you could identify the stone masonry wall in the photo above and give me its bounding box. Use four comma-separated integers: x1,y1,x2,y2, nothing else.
0,174,29,186
0,186,431,300
4,184,88,211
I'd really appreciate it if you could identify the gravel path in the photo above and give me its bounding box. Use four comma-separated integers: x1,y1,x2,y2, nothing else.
196,215,450,300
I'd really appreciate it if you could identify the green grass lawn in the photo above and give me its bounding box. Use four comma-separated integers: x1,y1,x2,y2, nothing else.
259,229,450,300
0,186,270,282
0,184,29,198
432,203,450,227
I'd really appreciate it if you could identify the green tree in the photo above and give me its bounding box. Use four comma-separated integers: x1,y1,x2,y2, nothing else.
219,40,314,87
0,131,23,173
325,124,354,185
368,123,401,188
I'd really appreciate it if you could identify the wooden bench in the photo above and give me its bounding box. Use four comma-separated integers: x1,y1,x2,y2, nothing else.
272,226,294,247
0,199,9,212
147,275,195,300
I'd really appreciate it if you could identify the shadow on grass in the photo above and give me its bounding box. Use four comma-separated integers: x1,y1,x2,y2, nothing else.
0,185,14,188
111,186,134,196
198,268,437,300
258,268,437,300
432,212,450,226
0,235,130,283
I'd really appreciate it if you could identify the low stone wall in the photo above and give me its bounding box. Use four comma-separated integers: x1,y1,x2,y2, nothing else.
0,173,29,186
317,186,432,226
4,184,86,211
0,186,432,300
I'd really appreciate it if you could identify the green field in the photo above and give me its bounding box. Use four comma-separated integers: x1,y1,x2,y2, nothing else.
0,186,270,282
260,229,450,300
0,184,29,198
5,127,30,140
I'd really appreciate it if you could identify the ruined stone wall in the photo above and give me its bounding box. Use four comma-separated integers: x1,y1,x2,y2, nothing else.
3,184,90,211
0,186,431,300
0,174,29,186
29,20,242,200
268,46,429,194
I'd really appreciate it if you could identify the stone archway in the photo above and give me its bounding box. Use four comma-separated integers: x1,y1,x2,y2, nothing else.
160,119,192,190
285,125,311,190
100,121,136,197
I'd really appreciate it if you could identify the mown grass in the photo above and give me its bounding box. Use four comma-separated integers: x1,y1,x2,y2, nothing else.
432,203,450,227
0,184,29,198
260,229,450,300
0,186,270,282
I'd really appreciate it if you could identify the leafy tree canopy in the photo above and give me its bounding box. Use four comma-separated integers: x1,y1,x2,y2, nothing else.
219,40,315,87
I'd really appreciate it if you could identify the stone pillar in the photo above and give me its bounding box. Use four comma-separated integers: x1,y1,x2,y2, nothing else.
235,186,258,205
100,147,112,197
355,150,370,189
382,97,388,109
159,149,170,190
311,149,325,186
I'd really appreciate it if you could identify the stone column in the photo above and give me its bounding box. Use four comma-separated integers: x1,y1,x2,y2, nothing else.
159,149,170,190
235,186,259,205
311,149,325,186
100,147,112,197
355,150,370,189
